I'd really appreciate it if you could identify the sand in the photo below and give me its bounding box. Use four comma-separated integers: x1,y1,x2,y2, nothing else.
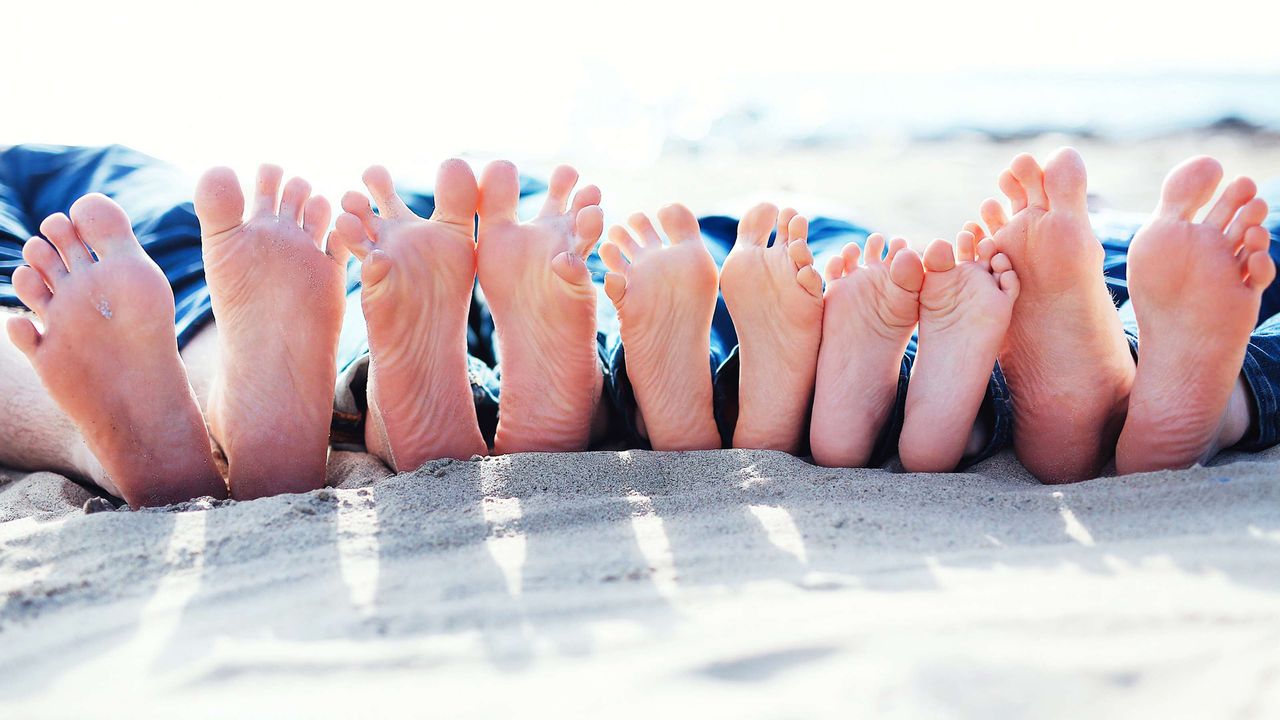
2,444,1279,719
2,133,1280,717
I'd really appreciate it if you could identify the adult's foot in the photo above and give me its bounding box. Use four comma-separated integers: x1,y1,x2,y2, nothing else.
195,165,347,499
810,233,924,466
720,205,824,453
476,162,605,453
599,204,720,450
6,195,225,507
335,161,487,470
1116,157,1274,473
980,148,1135,483
899,231,1019,472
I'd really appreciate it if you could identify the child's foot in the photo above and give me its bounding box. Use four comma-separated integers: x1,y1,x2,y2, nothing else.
195,165,348,499
810,234,924,467
5,195,225,507
334,161,488,470
476,162,605,453
980,148,1135,483
899,231,1019,472
720,205,823,453
1116,157,1274,473
600,204,720,450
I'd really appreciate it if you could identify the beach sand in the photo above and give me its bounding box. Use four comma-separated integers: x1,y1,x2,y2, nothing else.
2,134,1280,718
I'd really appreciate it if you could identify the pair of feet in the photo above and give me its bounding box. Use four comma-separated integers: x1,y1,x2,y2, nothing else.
977,149,1273,481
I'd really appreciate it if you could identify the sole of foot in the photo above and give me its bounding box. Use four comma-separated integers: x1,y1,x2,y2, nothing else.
810,233,924,467
1116,156,1274,473
195,165,348,500
6,194,225,507
476,162,605,454
334,160,488,470
980,147,1135,483
600,204,720,450
720,205,824,453
899,231,1019,472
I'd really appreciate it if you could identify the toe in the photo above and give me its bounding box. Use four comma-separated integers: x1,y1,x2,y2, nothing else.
551,250,592,287
430,159,480,226
1043,147,1089,214
796,265,823,298
599,239,630,273
570,185,602,215
6,315,40,358
863,233,886,264
362,165,414,220
607,225,642,260
361,249,393,287
627,212,663,247
964,221,986,242
737,203,778,247
999,170,1028,213
776,208,798,246
657,203,702,244
334,213,375,261
540,165,580,217
886,237,908,262
574,206,605,258
976,237,998,263
302,196,331,249
279,177,312,225
23,237,68,286
68,194,137,257
922,239,956,273
956,230,976,262
478,161,521,224
1204,176,1257,231
788,236,815,268
252,164,285,216
1246,249,1276,290
194,166,246,237
341,191,383,236
889,247,925,293
787,214,809,246
823,254,845,281
39,213,92,267
12,265,51,317
840,241,861,270
999,269,1021,300
1226,197,1268,249
990,252,1013,274
1157,155,1224,222
980,198,1009,235
603,272,628,305
1010,153,1048,209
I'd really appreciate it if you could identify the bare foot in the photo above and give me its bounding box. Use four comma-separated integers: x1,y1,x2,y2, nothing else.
980,148,1135,483
5,195,225,507
719,205,823,453
1116,157,1275,473
599,204,720,450
334,161,487,470
195,165,347,499
810,233,924,467
476,162,605,453
899,231,1019,472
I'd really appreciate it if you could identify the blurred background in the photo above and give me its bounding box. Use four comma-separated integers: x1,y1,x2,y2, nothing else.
4,0,1279,240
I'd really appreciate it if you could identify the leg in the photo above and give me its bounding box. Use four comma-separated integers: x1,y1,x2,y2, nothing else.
598,204,720,450
809,233,923,467
4,196,224,507
476,162,606,453
719,205,824,452
1116,158,1275,472
332,161,487,469
194,165,347,499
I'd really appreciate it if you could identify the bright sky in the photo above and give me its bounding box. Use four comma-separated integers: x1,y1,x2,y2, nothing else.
4,0,1278,191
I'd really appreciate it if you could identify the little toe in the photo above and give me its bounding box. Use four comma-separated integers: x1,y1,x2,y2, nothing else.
922,239,957,273
252,164,285,216
1043,147,1089,214
431,159,479,226
603,272,628,305
540,165,580,217
980,199,1009,235
570,185,602,215
551,249,592,286
478,160,521,224
574,206,605,258
991,252,1013,274
6,315,40,358
1157,156,1223,222
39,213,92,267
1246,249,1276,290
863,233,886,265
1226,198,1269,248
607,225,642,260
999,170,1028,213
362,248,393,287
23,237,68,286
302,196,331,249
362,165,413,220
194,167,246,237
599,239,630,273
1010,153,1048,209
627,212,663,247
889,247,925,293
796,265,823,298
12,265,51,317
68,193,137,256
657,203,702,244
1205,176,1257,231
737,203,779,247
999,269,1021,300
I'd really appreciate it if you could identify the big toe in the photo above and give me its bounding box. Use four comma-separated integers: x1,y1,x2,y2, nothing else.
890,247,925,293
68,194,138,256
737,203,778,246
657,203,702,244
1158,156,1224,221
478,160,520,224
1043,147,1089,213
195,167,246,237
432,159,479,226
922,239,956,273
